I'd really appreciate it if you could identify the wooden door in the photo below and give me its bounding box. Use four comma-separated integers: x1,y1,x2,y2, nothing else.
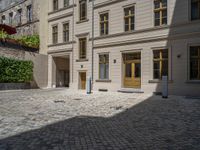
79,72,86,90
123,52,141,88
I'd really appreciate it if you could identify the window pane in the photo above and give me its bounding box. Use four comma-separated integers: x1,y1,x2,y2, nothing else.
100,64,105,79
162,60,168,76
190,47,198,57
99,54,109,79
153,51,160,59
154,1,160,9
190,60,198,79
125,63,132,77
135,63,141,78
162,0,167,7
105,64,109,79
191,0,200,20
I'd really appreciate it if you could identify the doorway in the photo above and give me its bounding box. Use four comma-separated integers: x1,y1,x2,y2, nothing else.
79,72,86,90
123,52,141,88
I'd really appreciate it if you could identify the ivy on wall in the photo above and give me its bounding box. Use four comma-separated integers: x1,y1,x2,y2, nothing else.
0,56,33,83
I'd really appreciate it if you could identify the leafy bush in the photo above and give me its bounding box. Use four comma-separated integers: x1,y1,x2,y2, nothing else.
0,29,8,40
17,35,40,48
0,57,33,83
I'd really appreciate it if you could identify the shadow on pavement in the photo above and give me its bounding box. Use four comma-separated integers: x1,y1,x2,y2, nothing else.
0,95,199,150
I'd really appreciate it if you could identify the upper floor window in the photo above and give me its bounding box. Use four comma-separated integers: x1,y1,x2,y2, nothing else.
124,6,135,31
63,23,69,42
154,0,167,26
153,49,168,79
52,25,58,44
79,38,87,59
190,46,200,80
1,15,5,24
100,13,109,36
9,12,13,25
53,0,59,11
99,54,109,80
17,9,22,25
27,5,32,22
64,0,69,7
191,0,200,20
79,0,87,21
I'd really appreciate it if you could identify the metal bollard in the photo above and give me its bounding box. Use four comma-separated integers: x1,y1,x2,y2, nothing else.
162,76,168,98
86,77,92,94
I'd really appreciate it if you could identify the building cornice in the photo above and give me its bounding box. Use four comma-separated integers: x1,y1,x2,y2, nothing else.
48,12,73,22
94,0,127,9
48,4,76,16
93,32,200,49
90,20,200,41
48,41,75,47
48,48,72,54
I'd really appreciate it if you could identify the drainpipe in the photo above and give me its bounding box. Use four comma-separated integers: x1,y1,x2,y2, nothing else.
91,0,94,88
71,0,75,83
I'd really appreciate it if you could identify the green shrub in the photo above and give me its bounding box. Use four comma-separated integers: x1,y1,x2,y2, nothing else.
0,57,33,83
17,35,40,48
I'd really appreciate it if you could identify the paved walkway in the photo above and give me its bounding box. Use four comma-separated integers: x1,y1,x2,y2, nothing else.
0,89,199,150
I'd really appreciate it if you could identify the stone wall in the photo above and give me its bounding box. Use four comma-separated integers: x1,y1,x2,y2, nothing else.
0,46,48,88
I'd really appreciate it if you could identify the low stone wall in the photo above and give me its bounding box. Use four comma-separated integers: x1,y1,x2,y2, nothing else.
0,46,48,89
0,83,31,90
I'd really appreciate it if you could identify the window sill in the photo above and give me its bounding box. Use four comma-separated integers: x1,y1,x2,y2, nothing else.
186,80,200,84
76,59,88,62
149,79,173,83
96,79,112,83
76,19,89,24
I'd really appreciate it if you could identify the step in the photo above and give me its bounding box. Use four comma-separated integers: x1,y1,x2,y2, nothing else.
117,88,144,93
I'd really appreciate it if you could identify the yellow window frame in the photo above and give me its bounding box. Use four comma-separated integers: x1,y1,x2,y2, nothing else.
154,0,167,26
100,13,109,35
124,6,135,31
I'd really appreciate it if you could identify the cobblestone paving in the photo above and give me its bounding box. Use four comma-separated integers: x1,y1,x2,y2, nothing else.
0,89,199,150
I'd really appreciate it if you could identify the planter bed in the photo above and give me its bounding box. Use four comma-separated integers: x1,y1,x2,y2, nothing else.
0,83,31,90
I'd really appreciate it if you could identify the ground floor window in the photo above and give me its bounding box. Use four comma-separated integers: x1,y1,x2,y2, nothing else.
153,49,168,79
99,54,109,79
190,46,200,80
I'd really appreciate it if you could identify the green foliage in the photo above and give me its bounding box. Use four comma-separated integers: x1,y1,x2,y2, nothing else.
0,57,33,83
0,29,8,40
17,35,40,48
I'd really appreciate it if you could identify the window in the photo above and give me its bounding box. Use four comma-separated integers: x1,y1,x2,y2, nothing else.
100,13,109,36
63,23,69,42
153,49,168,79
9,12,13,25
1,15,5,24
79,38,87,59
53,0,59,11
64,0,69,7
190,46,200,80
17,9,22,25
27,5,32,22
191,0,200,20
154,0,167,26
79,0,87,21
99,54,109,80
124,6,135,31
52,25,58,44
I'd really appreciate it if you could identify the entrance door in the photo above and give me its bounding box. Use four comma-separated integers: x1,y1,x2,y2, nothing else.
123,53,141,88
79,72,86,90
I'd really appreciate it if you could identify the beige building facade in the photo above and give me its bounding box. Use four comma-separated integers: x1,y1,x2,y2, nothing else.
42,0,200,96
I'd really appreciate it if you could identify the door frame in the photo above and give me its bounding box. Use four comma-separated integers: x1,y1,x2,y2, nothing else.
122,52,142,89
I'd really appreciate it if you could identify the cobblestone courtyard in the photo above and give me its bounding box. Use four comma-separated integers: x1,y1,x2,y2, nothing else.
0,89,199,150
